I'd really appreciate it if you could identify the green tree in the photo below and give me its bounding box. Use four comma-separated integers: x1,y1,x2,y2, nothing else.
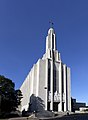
0,75,22,114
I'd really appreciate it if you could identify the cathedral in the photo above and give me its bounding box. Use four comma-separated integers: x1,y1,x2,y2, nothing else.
20,27,71,112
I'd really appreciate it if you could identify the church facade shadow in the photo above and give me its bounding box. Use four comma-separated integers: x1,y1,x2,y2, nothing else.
28,94,45,113
22,94,55,117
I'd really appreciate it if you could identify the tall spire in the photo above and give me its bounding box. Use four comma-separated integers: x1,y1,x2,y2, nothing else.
46,27,56,52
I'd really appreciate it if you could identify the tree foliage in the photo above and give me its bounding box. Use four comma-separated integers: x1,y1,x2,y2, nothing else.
0,75,22,113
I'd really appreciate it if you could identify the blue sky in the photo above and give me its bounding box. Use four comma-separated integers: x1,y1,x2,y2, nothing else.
0,0,88,104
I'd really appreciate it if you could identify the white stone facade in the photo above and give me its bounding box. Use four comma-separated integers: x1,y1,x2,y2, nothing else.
20,28,71,112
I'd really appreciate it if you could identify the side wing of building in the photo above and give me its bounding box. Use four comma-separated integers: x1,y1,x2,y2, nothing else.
20,59,48,111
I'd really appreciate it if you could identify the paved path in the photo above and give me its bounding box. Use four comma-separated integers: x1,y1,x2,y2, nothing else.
8,113,88,120
57,113,88,120
40,113,88,120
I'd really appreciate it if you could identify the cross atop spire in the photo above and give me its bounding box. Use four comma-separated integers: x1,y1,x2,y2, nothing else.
49,21,54,28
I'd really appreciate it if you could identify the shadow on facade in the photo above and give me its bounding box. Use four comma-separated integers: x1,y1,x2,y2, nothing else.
28,94,45,113
22,94,55,117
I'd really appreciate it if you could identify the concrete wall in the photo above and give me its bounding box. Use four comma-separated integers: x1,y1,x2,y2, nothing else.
38,59,47,106
67,67,71,111
20,28,71,112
